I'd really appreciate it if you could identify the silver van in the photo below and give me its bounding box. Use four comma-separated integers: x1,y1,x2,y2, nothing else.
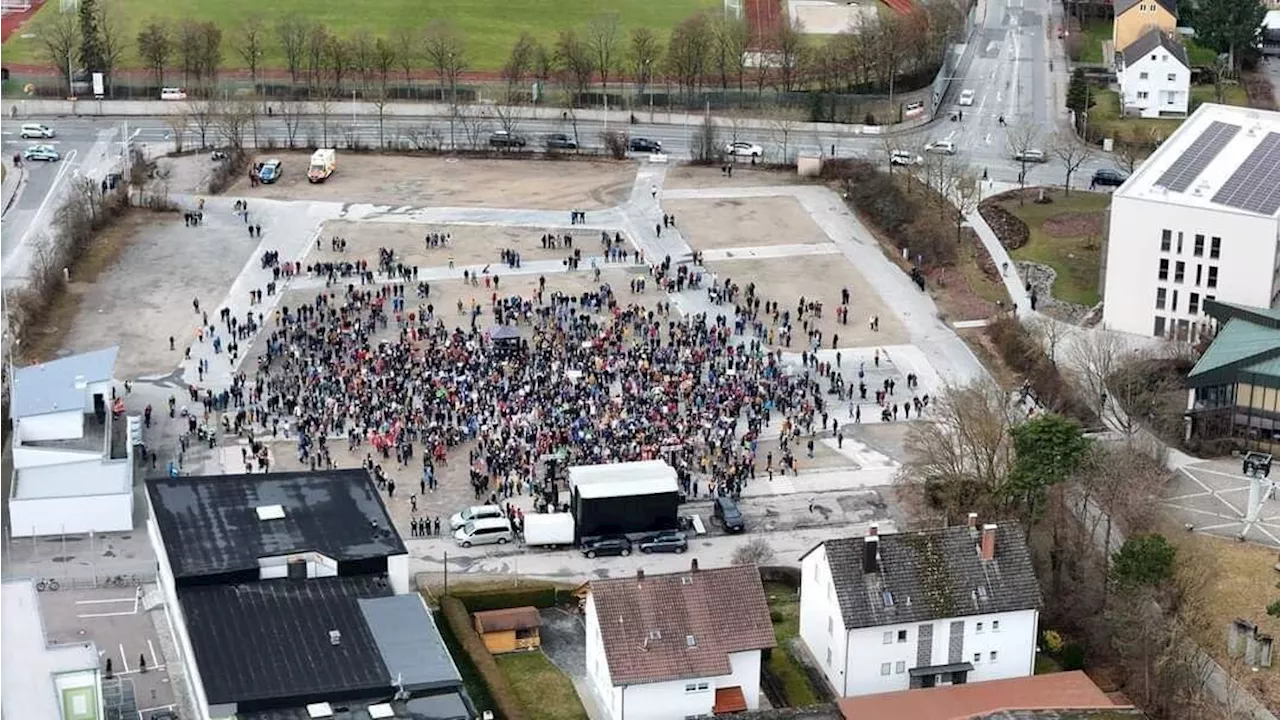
449,504,504,530
455,517,513,548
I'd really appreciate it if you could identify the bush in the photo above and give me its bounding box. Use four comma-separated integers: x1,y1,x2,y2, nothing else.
733,538,777,566
600,131,628,160
986,316,1096,424
978,202,1030,250
441,595,529,720
1042,629,1065,654
449,582,564,612
1060,643,1086,671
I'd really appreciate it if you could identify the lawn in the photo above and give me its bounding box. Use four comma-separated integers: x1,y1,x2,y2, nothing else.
1,0,718,72
1087,85,1250,143
993,189,1110,307
494,651,589,720
1075,19,1216,66
764,581,821,707
433,609,498,716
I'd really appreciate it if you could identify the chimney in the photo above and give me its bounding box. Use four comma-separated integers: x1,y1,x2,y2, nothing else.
863,535,880,574
867,523,879,537
636,569,645,582
980,524,997,561
690,558,699,572
967,512,978,534
329,630,342,646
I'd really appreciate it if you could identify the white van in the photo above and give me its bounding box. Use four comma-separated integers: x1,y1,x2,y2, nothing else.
160,87,188,101
449,504,504,531
455,517,513,547
20,123,55,139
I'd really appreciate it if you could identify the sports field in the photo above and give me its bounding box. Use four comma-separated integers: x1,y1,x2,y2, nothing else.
2,0,719,72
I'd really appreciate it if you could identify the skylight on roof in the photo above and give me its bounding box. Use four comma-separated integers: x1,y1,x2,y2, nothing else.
255,504,285,521
367,704,395,719
306,703,334,719
686,634,697,647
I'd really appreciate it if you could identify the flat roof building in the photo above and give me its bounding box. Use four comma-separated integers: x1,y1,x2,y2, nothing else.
145,470,467,720
1185,300,1280,453
1101,103,1280,341
1,579,103,720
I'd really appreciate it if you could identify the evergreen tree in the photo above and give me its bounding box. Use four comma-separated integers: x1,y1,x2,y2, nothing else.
1195,0,1265,70
78,0,105,72
1066,69,1095,133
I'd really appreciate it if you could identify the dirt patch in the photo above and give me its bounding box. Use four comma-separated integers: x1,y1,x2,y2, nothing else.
312,220,615,269
664,196,832,251
1042,212,1105,239
663,164,803,190
223,152,638,210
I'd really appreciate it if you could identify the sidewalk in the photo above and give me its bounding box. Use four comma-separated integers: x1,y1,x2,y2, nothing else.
1,155,26,218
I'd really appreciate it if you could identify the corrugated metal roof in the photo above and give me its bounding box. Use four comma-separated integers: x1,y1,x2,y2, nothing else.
569,460,678,498
1189,318,1280,379
10,347,118,418
359,595,462,692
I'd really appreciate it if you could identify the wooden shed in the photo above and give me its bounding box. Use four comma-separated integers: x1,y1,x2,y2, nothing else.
473,606,542,654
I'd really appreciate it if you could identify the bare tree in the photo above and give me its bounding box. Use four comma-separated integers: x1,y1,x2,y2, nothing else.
370,91,390,148
1052,132,1093,195
455,104,491,149
772,16,807,92
276,101,303,148
404,122,442,151
1028,315,1072,368
97,1,127,93
492,104,523,138
36,11,80,94
373,37,397,94
314,91,335,147
1006,123,1041,200
305,23,329,93
949,168,983,241
731,538,776,566
235,16,266,95
769,114,801,164
351,30,376,91
391,27,418,87
187,99,216,149
275,14,308,86
164,110,189,152
690,114,721,163
325,35,352,93
503,32,537,102
423,22,467,104
665,13,711,97
195,21,223,90
555,29,595,103
137,21,172,91
629,27,662,107
215,100,256,152
711,14,750,90
586,13,620,98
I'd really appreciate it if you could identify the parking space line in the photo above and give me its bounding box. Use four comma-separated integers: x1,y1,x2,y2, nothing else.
148,639,159,667
139,705,176,714
78,610,137,618
76,597,136,605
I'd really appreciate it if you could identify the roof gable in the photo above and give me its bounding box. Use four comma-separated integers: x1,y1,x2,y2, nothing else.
1189,317,1280,381
1121,29,1189,69
1115,0,1176,18
822,524,1042,629
590,564,776,685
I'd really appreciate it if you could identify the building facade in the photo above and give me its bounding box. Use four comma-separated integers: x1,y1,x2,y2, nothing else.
1185,301,1280,453
1101,104,1280,340
799,521,1042,698
1112,0,1177,53
584,562,775,720
1117,29,1190,118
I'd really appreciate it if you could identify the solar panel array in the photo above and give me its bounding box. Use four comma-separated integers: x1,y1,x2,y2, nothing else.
1155,120,1241,192
1212,132,1280,216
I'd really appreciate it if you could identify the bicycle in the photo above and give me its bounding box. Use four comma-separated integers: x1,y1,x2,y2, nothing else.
36,578,60,592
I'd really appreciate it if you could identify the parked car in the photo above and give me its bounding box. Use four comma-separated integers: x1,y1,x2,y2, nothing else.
1091,168,1129,187
713,496,746,533
449,504,505,531
489,130,527,148
581,536,631,558
890,150,922,166
455,517,514,548
159,87,188,101
925,140,956,155
546,133,578,150
20,123,55,139
638,531,688,554
1013,148,1048,163
725,141,763,157
628,137,662,153
958,89,976,106
257,158,282,183
22,144,60,162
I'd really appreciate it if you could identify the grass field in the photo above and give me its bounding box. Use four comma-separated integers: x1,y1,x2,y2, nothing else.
1076,19,1217,66
1088,85,1250,144
495,651,589,720
1,0,718,72
995,189,1110,307
764,581,821,707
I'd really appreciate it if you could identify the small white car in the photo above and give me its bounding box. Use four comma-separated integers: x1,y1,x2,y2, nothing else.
925,140,957,155
20,123,55,139
890,150,922,166
958,89,976,106
725,141,762,157
22,144,61,162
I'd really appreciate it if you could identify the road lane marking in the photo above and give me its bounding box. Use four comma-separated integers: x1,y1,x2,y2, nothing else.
120,645,130,672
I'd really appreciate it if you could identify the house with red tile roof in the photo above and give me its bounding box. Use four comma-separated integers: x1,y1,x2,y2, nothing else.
584,560,776,720
837,670,1141,719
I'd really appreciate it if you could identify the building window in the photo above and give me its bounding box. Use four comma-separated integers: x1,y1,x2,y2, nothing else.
992,620,1000,632
1177,231,1184,253
1190,292,1200,315
1156,287,1167,310
976,622,984,633
1151,54,1157,61
895,661,906,674
880,663,892,676
897,630,908,643
1171,289,1179,312
1137,91,1149,100
990,651,999,663
1208,266,1218,288
1160,229,1172,251
1167,73,1177,81
1194,234,1205,256
686,684,698,693
1158,259,1169,281
1154,316,1166,336
1139,72,1149,80
1195,264,1202,286
973,652,982,663
883,631,893,645
1175,261,1185,283
1210,236,1221,259
698,683,708,691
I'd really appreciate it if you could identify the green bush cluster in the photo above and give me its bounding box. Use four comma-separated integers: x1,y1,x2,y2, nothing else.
440,595,529,720
449,583,563,612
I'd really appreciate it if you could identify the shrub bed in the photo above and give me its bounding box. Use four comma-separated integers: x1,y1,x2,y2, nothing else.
985,316,1096,425
978,202,1030,250
448,582,566,612
441,595,528,720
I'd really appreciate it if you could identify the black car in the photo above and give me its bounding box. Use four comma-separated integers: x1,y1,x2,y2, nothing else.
713,496,746,533
628,137,662,153
489,131,527,148
1091,168,1128,187
582,536,631,558
546,133,578,150
638,531,688,554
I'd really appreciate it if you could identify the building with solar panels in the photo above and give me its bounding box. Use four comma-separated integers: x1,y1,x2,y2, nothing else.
145,470,474,720
1102,103,1280,341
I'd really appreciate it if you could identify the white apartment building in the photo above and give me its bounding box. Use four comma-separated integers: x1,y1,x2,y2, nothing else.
799,519,1042,698
1102,103,1280,341
1117,29,1190,118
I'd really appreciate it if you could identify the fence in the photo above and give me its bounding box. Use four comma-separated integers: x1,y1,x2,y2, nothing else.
3,529,159,590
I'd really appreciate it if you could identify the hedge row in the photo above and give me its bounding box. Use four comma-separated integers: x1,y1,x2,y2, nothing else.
448,582,564,612
440,595,529,720
985,316,1096,425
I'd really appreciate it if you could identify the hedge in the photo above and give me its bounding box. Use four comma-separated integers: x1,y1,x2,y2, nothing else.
440,595,529,720
448,582,565,612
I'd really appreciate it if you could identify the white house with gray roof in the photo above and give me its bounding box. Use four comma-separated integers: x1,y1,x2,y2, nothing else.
1117,28,1191,118
8,347,136,537
799,518,1042,698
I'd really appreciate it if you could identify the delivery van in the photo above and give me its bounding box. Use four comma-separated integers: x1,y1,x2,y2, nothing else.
307,148,336,183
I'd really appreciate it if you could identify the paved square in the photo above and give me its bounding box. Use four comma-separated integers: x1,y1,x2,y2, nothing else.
663,196,832,250
1162,458,1280,547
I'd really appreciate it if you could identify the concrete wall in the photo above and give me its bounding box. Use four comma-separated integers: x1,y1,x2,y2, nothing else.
12,458,129,499
16,411,84,442
799,544,849,695
12,445,98,469
387,553,410,594
9,492,132,537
